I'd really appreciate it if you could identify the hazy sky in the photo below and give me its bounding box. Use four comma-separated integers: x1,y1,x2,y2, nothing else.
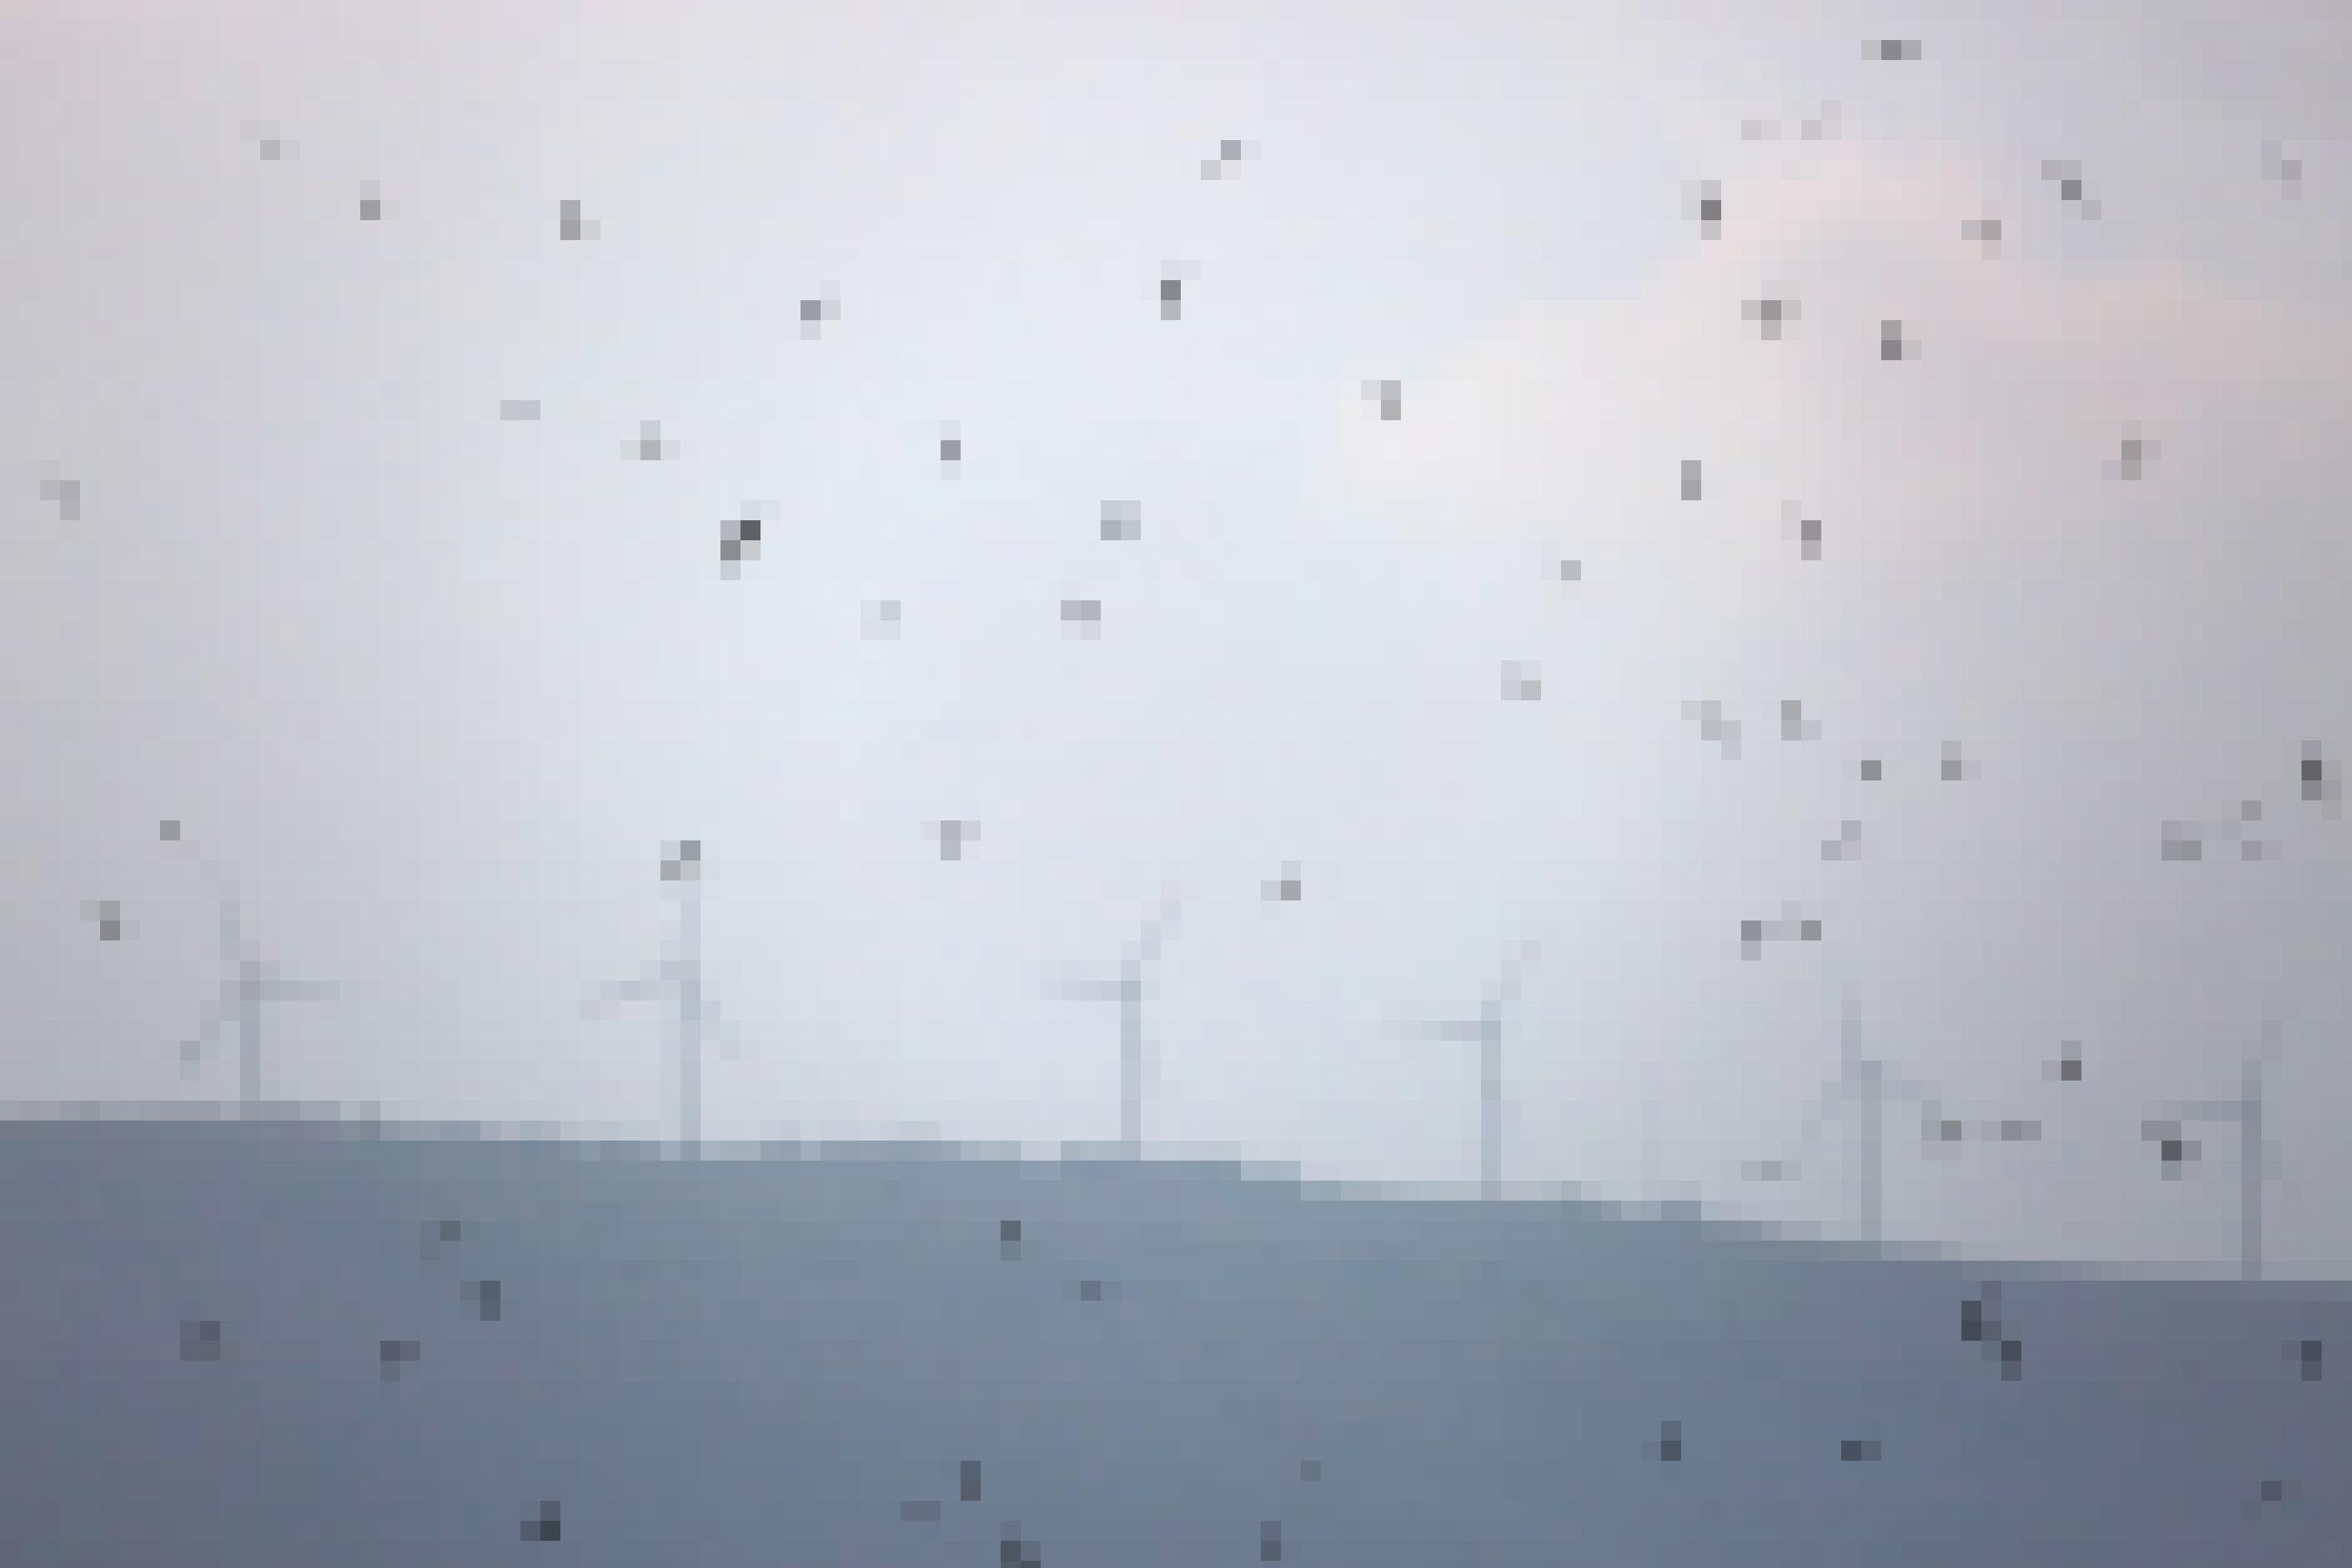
6,0,2350,1273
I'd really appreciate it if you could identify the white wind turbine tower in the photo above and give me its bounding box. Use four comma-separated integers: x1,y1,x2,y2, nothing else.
2137,753,2332,1281
160,820,340,1116
1400,940,1540,1201
2142,1013,2289,1282
1744,971,1953,1248
1047,892,1180,1160
582,840,745,1155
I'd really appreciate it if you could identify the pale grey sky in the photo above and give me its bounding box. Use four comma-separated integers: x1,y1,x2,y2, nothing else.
5,0,2350,1273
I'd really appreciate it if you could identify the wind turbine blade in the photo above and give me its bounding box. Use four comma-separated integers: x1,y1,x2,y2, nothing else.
1837,993,1864,1080
1880,1072,1941,1109
701,1001,749,1059
1888,1085,1950,1144
1043,962,1121,1001
1491,940,1541,1007
180,994,230,1066
1403,1020,1483,1042
2253,1013,2286,1069
1050,978,1122,1003
264,978,340,1002
173,844,241,954
584,968,668,1015
1780,1079,1848,1169
1132,896,1182,965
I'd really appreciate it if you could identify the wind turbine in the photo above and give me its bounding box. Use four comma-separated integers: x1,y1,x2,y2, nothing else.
2145,755,2334,1280
582,840,745,1154
2142,1014,2287,1282
1047,892,1180,1160
160,820,339,1115
1744,974,1953,1247
1399,940,1539,1201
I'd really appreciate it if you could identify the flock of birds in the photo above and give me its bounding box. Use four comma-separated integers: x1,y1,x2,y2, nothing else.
98,798,2322,1279
34,34,2345,1281
14,30,2352,1563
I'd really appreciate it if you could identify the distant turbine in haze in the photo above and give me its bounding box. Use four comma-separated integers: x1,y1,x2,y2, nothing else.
2143,1014,2290,1282
160,820,339,1115
1400,940,1540,1201
582,840,746,1154
1743,972,1962,1247
1047,892,1181,1159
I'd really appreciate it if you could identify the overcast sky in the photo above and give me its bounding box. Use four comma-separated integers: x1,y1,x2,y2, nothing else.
5,0,2350,1275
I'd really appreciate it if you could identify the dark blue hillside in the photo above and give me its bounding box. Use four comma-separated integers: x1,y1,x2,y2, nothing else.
1,1112,2344,1566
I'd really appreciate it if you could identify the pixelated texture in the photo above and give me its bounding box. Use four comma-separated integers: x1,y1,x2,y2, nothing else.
719,508,764,579
1202,138,1250,178
0,1130,2342,1564
1682,699,1741,760
2039,159,2101,219
38,467,81,521
2263,140,2302,195
2109,424,2157,481
242,119,294,160
1744,290,1798,340
1691,180,1723,237
179,1316,222,1361
377,1337,421,1378
10,19,2352,1566
627,419,672,461
1780,501,1824,559
799,286,841,339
